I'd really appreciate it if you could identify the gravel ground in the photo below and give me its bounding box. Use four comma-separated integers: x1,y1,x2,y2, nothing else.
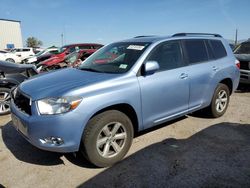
0,90,250,188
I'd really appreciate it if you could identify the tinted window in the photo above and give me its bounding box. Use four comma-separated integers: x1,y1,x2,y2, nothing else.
205,40,215,60
184,40,208,64
148,41,183,71
209,40,227,59
69,47,76,53
93,45,103,49
23,49,30,52
79,46,92,50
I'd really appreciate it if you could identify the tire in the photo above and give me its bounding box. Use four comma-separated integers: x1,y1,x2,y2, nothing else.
5,58,15,63
208,83,230,118
0,87,11,115
81,110,134,167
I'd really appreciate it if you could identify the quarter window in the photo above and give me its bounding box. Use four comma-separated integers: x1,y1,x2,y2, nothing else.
209,40,227,59
183,40,208,64
147,41,183,71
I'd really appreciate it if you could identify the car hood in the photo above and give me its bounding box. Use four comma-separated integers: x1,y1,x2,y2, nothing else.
19,68,120,100
235,54,250,61
0,60,37,73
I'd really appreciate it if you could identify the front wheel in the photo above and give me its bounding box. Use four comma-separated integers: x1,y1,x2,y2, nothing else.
0,87,11,115
5,58,15,63
209,83,230,118
81,110,134,167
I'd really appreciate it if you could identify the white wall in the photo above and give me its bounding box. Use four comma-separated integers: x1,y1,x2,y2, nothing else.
0,19,23,49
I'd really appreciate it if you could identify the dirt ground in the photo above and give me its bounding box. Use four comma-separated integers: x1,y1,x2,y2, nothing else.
0,89,250,188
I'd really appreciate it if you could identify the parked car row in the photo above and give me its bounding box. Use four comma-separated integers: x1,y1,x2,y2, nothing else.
6,33,240,167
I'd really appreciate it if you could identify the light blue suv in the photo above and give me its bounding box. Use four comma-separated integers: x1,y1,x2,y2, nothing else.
11,33,240,167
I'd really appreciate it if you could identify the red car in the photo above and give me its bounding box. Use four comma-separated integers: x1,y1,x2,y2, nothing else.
38,43,103,70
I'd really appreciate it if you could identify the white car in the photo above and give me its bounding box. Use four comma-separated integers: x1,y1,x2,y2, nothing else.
22,48,59,64
0,50,21,63
10,48,35,60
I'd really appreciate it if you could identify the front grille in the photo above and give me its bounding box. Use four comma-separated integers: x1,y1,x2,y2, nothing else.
240,61,250,71
13,90,32,115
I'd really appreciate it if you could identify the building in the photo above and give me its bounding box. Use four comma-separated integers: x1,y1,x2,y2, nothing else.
0,19,23,50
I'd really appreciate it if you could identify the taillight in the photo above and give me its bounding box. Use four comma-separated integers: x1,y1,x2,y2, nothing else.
235,59,240,69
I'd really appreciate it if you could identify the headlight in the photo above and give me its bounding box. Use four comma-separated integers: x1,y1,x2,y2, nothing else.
37,96,82,115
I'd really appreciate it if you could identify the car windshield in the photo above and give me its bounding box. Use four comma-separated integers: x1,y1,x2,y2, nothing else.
79,42,151,74
56,46,67,54
65,52,78,64
35,49,47,57
234,42,250,54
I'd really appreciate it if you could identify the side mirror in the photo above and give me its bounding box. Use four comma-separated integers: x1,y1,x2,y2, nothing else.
143,61,159,75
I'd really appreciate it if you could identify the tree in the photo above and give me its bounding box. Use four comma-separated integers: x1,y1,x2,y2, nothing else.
26,37,43,48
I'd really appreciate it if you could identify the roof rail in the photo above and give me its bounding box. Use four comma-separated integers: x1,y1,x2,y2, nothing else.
134,35,155,38
172,33,222,38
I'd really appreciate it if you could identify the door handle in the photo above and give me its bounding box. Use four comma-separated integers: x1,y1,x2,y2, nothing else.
212,66,219,71
180,73,188,79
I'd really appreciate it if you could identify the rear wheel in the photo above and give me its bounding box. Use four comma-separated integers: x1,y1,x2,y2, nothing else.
5,58,15,63
0,87,11,115
81,110,134,167
208,83,230,118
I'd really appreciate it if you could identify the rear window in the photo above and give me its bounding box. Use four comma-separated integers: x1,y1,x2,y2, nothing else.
79,46,92,50
183,40,208,64
93,45,103,49
209,40,227,59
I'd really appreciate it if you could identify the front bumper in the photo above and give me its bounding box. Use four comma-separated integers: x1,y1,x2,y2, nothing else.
240,69,250,84
10,99,87,153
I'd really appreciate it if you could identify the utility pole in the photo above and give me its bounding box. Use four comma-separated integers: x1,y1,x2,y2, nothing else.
235,29,238,46
61,33,64,46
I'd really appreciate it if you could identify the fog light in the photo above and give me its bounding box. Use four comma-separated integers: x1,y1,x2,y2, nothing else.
39,136,64,146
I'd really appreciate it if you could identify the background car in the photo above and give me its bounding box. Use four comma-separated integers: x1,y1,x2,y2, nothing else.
37,50,89,72
10,47,35,60
22,47,59,64
0,60,38,115
234,39,250,84
36,43,103,71
0,50,21,63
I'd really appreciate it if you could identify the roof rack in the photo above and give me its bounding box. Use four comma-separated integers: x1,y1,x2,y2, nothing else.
134,35,155,38
172,33,222,38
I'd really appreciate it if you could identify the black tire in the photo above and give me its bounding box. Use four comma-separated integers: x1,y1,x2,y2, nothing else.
81,110,134,167
0,87,11,115
5,58,15,63
208,83,230,118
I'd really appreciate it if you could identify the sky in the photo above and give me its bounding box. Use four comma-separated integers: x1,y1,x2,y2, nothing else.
0,0,250,47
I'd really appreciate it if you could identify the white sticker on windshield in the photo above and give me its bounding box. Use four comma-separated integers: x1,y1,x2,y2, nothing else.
119,64,128,69
127,45,145,50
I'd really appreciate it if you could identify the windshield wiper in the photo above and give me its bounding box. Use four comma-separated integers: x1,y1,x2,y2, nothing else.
79,67,103,73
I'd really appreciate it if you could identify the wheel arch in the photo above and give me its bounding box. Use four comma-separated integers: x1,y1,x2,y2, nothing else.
219,78,233,95
88,103,139,134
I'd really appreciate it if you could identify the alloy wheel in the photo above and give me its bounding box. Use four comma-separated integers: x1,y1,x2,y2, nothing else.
96,122,127,158
0,91,11,114
215,90,228,113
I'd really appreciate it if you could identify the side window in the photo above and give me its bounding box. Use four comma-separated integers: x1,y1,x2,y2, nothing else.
93,45,102,49
183,39,208,64
205,40,215,60
79,46,91,50
209,40,227,59
147,41,183,71
69,47,76,53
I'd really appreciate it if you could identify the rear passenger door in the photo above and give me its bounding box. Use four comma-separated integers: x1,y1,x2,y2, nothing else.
138,40,190,129
181,39,221,110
